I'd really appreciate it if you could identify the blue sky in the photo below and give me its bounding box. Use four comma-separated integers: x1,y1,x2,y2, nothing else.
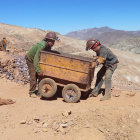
0,0,140,34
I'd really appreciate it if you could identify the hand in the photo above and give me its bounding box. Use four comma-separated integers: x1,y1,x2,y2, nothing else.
37,71,44,76
96,57,106,65
90,62,96,69
93,56,99,61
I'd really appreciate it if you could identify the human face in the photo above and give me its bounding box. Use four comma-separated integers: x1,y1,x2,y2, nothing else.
91,45,100,52
47,39,55,47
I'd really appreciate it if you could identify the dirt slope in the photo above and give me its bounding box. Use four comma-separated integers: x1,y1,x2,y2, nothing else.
0,79,140,140
1,23,140,87
0,50,140,140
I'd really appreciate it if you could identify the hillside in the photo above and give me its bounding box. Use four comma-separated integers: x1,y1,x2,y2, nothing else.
0,23,46,49
0,23,140,86
0,23,86,52
1,23,140,54
65,27,140,54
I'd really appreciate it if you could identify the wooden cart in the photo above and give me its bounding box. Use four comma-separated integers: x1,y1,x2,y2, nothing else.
38,51,96,103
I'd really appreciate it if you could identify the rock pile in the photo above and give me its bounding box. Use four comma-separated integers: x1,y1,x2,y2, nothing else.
19,110,74,134
112,73,140,91
0,98,15,105
0,56,29,85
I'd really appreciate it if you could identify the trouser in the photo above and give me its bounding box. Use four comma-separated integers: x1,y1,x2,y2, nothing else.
3,45,6,51
26,57,37,93
93,64,117,95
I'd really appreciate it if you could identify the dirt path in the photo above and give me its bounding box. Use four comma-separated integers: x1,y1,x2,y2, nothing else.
0,79,140,140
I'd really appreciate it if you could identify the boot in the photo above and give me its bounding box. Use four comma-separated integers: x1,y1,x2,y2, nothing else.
100,93,111,101
0,98,15,105
30,94,37,98
35,90,41,97
100,79,111,101
29,90,37,98
89,78,104,97
89,89,99,97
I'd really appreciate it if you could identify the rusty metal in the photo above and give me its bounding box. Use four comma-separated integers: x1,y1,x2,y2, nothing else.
42,83,52,94
65,89,77,100
39,51,96,91
39,62,89,74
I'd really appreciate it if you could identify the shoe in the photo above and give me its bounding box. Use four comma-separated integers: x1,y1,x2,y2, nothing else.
92,92,98,97
29,90,36,94
29,89,40,97
89,92,98,98
89,93,94,97
89,89,99,97
29,93,37,98
29,90,37,98
100,95,111,101
35,90,40,97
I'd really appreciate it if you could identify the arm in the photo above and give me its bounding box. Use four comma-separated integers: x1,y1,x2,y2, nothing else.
33,47,42,73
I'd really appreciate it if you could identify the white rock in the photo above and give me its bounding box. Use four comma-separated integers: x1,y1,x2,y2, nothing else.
41,128,48,132
62,110,72,117
42,123,48,128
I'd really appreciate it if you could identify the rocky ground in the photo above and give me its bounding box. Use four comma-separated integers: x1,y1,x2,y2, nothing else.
0,78,140,140
0,98,15,105
0,51,29,85
0,50,140,140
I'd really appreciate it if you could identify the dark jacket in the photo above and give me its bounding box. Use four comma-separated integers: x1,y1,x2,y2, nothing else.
96,45,119,67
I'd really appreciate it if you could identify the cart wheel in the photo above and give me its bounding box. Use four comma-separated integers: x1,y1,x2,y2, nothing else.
62,84,81,103
39,78,57,98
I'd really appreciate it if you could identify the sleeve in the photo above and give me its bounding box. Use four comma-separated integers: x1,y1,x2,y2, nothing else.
99,49,108,59
33,47,43,73
95,48,107,65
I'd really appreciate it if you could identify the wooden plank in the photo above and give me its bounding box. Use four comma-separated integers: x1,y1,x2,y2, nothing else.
40,52,91,73
40,64,89,85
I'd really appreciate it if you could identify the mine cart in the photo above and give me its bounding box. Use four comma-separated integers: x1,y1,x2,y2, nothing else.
38,51,96,103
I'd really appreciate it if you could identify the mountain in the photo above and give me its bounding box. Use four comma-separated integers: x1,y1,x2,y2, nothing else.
0,23,140,88
65,26,140,41
0,23,86,52
65,27,140,54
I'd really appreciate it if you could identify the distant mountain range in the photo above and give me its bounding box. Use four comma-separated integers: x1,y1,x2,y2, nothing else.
0,23,140,54
65,27,140,54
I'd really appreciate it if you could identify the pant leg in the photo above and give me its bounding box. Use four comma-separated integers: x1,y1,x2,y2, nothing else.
104,64,117,95
93,66,106,93
3,45,6,51
26,57,37,92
